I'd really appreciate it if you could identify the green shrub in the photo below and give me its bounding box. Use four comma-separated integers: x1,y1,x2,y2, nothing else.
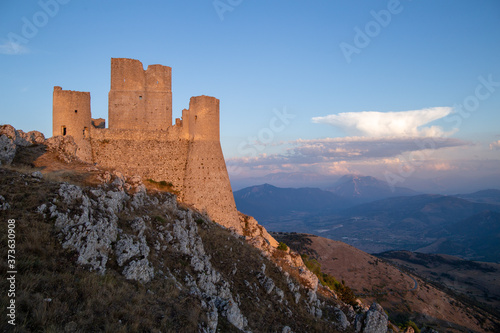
277,242,288,251
404,321,420,333
154,215,166,223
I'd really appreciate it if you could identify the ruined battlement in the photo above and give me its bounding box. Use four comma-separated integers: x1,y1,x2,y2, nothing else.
108,58,172,130
52,58,240,232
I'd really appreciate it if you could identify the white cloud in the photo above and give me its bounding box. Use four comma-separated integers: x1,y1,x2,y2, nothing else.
490,140,500,150
312,107,455,137
0,41,29,55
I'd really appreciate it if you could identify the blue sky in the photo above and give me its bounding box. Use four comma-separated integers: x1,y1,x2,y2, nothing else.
1,0,500,192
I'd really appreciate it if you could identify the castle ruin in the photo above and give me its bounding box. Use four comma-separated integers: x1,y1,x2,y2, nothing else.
52,58,240,232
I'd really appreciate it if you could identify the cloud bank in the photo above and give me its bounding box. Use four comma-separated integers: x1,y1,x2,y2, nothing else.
227,106,484,185
312,107,454,137
227,136,468,169
490,140,500,150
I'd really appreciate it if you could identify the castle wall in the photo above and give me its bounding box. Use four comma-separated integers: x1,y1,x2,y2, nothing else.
90,127,188,189
108,58,172,130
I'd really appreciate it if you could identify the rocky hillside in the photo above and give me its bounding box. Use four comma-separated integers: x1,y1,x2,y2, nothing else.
0,125,389,332
272,233,500,333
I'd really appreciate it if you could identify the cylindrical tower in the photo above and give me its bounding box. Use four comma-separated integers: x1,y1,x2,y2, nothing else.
188,95,220,141
52,86,91,141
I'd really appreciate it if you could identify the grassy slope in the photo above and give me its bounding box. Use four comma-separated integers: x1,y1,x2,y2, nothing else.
273,232,500,333
0,164,347,332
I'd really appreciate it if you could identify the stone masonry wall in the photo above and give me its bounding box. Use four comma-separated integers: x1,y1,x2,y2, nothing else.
183,140,241,232
89,128,240,232
90,127,188,189
108,58,172,130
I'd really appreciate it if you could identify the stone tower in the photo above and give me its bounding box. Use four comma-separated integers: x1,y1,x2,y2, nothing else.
52,86,92,160
108,58,172,130
182,96,240,229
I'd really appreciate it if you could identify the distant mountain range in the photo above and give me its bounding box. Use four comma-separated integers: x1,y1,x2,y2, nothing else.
230,172,337,190
234,175,500,262
234,174,419,220
454,189,500,205
233,183,351,221
325,174,418,202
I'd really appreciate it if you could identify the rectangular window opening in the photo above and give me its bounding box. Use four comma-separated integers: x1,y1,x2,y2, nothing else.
62,126,67,136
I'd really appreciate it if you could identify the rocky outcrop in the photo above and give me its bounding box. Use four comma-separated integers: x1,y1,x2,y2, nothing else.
0,134,16,165
240,213,279,250
239,213,320,291
0,124,80,165
37,174,251,332
355,303,388,333
0,124,45,165
44,135,79,163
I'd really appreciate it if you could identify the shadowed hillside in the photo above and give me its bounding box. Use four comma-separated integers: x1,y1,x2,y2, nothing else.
272,232,500,333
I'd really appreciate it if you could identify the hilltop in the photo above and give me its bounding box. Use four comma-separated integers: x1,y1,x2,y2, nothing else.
0,124,392,332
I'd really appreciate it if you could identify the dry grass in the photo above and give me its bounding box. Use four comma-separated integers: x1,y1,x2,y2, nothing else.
0,168,206,332
0,164,346,332
197,219,345,332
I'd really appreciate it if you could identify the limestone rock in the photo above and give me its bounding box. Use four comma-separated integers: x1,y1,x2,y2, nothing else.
45,135,79,163
115,234,149,266
334,307,350,330
32,171,43,179
0,195,10,210
122,258,154,283
355,302,388,333
18,129,45,145
240,213,279,251
0,134,16,165
0,125,47,165
0,125,17,142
